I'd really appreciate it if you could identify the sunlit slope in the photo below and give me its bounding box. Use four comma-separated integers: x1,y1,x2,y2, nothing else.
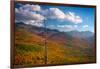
14,28,45,65
14,22,95,66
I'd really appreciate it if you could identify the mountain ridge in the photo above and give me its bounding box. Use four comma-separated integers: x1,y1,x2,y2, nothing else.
15,22,94,39
14,22,95,65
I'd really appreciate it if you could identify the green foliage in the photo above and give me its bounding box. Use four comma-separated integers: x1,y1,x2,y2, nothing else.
14,26,95,66
16,44,43,53
15,44,45,65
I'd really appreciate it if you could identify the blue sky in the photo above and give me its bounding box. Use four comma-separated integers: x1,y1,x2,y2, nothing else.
15,3,95,32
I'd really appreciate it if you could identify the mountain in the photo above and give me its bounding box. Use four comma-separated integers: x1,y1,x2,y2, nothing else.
14,22,96,65
66,30,94,38
15,22,94,42
15,22,68,44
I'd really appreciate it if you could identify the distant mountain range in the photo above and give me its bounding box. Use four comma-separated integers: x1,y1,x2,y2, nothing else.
67,30,94,38
15,22,94,42
14,22,96,65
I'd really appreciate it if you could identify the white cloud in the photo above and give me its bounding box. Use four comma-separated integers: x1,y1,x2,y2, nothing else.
26,20,44,27
15,4,83,27
83,25,89,28
20,4,41,12
41,9,82,24
65,12,83,24
41,8,65,20
41,8,83,24
15,4,45,27
48,8,65,19
57,25,75,31
74,25,78,28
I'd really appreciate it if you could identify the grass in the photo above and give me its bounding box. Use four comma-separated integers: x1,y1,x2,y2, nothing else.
14,40,95,65
14,43,45,65
16,44,43,54
14,28,95,66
